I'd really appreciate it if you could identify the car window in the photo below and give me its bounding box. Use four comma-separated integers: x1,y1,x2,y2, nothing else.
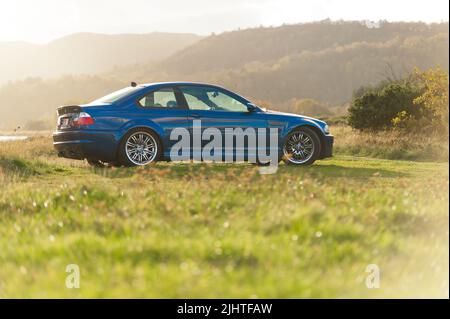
179,86,248,112
90,86,142,104
183,93,211,110
138,88,179,108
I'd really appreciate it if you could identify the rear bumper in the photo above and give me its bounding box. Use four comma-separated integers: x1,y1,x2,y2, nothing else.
53,130,118,161
54,141,87,160
319,134,334,159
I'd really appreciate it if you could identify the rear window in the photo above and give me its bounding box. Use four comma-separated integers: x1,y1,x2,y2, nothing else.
89,86,141,104
138,88,180,108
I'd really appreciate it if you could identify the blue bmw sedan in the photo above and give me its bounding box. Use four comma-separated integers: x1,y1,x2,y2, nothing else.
53,82,333,167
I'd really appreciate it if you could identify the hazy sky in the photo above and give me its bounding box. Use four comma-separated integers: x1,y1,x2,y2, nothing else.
1,0,448,43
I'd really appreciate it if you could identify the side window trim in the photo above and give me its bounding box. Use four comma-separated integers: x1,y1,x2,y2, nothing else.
182,92,213,111
178,85,212,111
179,85,249,112
136,86,188,110
173,86,188,109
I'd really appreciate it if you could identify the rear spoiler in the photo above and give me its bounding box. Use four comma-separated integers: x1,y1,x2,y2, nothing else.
57,105,82,116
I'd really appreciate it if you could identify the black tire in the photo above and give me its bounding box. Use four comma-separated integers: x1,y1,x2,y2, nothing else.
118,128,162,167
282,127,321,166
251,157,281,166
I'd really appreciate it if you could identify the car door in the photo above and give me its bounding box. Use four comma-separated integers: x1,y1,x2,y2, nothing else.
178,85,268,162
135,86,189,158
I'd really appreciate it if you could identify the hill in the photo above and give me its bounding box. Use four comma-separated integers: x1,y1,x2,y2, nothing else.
156,20,448,75
0,21,448,128
130,20,448,104
0,32,202,85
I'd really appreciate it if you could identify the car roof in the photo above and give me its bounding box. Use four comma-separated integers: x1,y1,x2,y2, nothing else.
140,82,225,88
135,82,251,104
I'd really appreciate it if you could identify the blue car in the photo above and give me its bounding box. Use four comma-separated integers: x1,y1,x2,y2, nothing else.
53,82,333,166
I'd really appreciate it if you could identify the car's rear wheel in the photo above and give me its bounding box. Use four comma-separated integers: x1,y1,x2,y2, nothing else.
118,129,161,166
282,127,321,166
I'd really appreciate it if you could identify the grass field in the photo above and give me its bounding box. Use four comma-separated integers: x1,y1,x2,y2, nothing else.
0,134,448,298
332,124,449,162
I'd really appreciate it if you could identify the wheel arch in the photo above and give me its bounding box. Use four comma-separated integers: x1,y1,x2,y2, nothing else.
286,124,326,158
116,125,164,160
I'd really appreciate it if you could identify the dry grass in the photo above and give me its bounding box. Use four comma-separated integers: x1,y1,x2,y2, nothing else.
332,125,449,162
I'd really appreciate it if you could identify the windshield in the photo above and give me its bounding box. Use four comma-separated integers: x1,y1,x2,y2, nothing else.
89,86,141,104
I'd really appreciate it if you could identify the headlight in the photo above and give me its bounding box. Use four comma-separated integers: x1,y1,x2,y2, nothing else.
323,124,329,134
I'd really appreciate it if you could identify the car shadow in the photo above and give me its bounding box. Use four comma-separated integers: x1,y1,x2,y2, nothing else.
89,159,407,180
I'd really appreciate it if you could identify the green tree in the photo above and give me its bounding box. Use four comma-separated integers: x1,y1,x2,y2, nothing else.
348,81,423,130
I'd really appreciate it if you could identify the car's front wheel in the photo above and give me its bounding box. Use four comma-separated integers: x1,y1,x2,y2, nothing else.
282,127,321,165
118,129,161,166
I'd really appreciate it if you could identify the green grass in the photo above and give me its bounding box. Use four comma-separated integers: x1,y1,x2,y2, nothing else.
0,136,448,298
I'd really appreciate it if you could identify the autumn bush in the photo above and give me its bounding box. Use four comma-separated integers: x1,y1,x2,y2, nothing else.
348,67,449,135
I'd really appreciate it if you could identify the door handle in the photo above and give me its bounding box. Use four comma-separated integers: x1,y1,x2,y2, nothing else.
191,114,201,119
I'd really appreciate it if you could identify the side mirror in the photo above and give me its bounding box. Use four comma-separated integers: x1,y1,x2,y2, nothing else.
246,103,257,112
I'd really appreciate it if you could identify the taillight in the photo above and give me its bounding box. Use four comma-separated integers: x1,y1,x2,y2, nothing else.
73,112,95,126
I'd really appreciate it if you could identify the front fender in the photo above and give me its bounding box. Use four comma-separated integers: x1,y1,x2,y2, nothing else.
283,118,325,138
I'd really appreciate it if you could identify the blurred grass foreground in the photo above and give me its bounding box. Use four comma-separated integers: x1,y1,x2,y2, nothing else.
0,132,448,298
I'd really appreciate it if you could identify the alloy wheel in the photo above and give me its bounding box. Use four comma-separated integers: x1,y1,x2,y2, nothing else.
125,131,158,165
283,131,315,164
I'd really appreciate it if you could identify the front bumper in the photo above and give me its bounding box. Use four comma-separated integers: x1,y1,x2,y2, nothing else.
319,134,334,159
53,130,118,161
